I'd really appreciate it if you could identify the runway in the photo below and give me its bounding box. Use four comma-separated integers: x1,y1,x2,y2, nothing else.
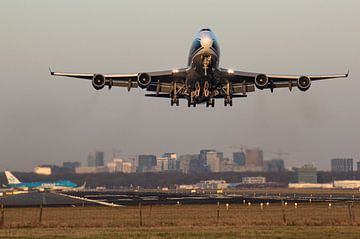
1,190,360,207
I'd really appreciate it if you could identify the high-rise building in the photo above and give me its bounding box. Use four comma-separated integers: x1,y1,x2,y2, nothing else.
178,154,198,173
296,164,317,183
331,158,353,172
138,155,157,172
245,148,263,168
206,151,221,172
63,162,81,171
233,151,246,166
107,159,123,173
87,151,105,167
265,159,285,172
155,157,169,172
189,150,213,173
199,149,215,161
163,153,178,171
357,162,360,172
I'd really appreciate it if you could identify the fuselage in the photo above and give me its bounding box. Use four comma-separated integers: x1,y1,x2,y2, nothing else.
9,180,77,190
185,28,222,103
187,28,220,69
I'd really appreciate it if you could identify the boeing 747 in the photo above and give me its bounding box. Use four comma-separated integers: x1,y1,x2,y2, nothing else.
51,28,348,107
4,171,81,191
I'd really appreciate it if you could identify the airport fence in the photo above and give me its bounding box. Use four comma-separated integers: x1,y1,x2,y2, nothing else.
0,201,359,228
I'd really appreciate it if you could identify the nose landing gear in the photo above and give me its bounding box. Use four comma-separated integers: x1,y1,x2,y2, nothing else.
201,55,212,76
171,98,179,106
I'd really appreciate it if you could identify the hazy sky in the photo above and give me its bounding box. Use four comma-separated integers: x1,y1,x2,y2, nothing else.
0,0,359,171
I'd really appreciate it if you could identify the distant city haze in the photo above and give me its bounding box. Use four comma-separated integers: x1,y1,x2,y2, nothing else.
0,1,359,171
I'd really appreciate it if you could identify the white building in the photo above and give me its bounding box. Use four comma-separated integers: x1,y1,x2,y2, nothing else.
334,180,360,189
34,166,52,176
242,176,266,184
206,151,221,172
196,180,229,189
107,159,123,173
122,162,133,173
288,183,333,189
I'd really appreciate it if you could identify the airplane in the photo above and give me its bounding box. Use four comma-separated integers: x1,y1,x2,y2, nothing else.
50,28,348,107
4,171,79,191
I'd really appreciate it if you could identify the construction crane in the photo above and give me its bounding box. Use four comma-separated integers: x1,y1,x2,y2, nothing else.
229,145,246,152
267,149,289,160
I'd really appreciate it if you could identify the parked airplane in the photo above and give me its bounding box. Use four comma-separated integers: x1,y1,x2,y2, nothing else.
51,28,348,107
4,171,80,191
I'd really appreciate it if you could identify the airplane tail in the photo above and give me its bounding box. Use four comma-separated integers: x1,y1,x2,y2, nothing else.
78,181,86,190
5,171,21,185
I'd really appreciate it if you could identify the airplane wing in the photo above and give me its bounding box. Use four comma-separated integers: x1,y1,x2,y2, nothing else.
50,68,187,94
219,68,349,94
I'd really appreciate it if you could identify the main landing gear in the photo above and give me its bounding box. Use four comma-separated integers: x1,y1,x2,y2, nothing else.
224,96,232,107
188,101,196,107
187,96,196,107
171,97,179,106
206,98,215,107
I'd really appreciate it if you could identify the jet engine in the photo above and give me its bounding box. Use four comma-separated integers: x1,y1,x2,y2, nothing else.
137,73,151,89
297,76,311,91
92,74,106,90
255,74,269,89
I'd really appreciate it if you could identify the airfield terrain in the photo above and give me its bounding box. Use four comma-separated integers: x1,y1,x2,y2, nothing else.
1,199,360,238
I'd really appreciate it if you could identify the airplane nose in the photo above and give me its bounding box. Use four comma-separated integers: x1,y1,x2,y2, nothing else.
200,37,213,49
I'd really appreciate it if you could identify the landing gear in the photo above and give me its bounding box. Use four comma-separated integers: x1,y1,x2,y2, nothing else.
206,98,215,107
188,102,196,107
187,96,196,107
171,98,179,106
203,81,210,98
194,81,201,97
201,55,212,76
224,96,232,107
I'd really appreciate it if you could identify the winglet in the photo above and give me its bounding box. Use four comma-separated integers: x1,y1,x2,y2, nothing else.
49,67,54,76
345,69,349,77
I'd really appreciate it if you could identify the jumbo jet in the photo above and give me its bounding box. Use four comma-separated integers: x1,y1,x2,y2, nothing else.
4,171,82,191
51,28,348,107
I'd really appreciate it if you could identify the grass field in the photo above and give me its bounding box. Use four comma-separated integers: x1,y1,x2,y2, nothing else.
1,202,360,238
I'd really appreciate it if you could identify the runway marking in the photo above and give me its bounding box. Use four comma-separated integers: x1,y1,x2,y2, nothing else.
56,192,124,208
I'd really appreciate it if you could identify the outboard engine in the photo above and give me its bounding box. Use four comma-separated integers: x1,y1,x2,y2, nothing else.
92,74,106,90
255,74,269,89
297,76,311,91
137,73,151,89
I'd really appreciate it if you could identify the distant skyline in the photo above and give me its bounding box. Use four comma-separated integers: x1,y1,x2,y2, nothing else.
1,1,359,171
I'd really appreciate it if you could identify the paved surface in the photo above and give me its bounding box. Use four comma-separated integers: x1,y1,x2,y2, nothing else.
1,190,359,207
0,192,91,207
